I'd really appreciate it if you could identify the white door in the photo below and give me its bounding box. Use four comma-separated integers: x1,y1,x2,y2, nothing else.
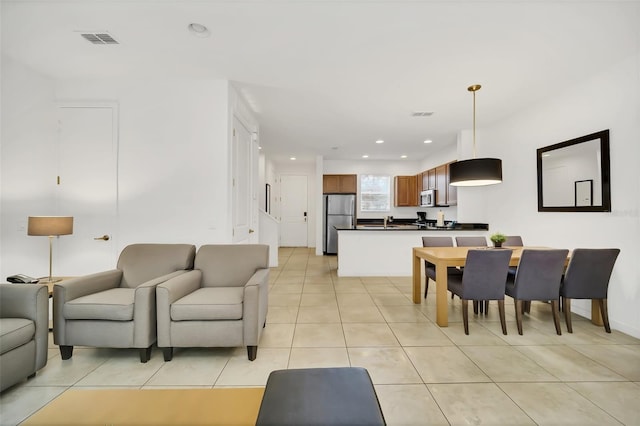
232,117,257,243
56,104,118,275
279,175,308,247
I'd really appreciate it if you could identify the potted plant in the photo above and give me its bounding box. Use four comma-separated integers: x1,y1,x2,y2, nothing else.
490,232,507,248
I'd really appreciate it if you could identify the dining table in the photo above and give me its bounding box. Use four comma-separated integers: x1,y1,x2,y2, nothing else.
412,246,604,327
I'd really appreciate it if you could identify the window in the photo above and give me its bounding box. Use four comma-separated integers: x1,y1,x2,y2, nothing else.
360,175,390,212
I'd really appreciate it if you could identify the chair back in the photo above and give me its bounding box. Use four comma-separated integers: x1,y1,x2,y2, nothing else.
455,236,487,247
504,236,523,246
561,248,620,299
196,244,269,287
461,249,512,300
511,249,568,300
117,244,196,288
422,236,453,248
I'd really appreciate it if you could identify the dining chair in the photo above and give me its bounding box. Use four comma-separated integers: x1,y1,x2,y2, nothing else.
504,236,524,277
505,249,569,335
455,236,488,247
447,249,512,335
560,248,620,333
421,236,461,299
454,236,489,309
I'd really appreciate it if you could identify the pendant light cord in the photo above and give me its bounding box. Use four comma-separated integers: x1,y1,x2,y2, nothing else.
468,84,481,159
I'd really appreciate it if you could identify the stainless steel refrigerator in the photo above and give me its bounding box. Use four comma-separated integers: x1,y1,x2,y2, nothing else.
323,194,356,254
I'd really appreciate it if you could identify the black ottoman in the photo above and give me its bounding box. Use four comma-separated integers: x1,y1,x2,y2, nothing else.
255,367,386,426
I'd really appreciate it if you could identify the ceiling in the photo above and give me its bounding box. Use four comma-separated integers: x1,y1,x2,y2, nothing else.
2,1,637,164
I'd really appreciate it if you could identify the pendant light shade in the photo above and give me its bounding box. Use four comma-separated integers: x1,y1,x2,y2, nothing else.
450,84,503,187
449,158,502,186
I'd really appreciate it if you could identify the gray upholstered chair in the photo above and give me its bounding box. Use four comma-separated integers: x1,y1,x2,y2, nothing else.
560,248,620,333
53,244,196,363
504,236,523,277
505,249,569,335
454,236,489,308
455,236,488,247
0,284,49,392
447,249,512,335
421,236,461,299
156,244,269,361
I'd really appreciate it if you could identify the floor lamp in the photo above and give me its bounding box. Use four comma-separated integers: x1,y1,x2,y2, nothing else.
28,216,74,283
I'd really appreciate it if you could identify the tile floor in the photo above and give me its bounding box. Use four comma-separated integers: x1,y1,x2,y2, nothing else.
1,247,639,425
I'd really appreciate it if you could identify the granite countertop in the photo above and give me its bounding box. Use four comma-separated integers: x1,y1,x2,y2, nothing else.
337,219,488,231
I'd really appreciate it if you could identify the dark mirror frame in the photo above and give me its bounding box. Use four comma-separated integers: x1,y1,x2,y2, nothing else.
537,129,611,212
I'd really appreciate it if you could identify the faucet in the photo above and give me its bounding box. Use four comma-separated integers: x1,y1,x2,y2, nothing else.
383,215,393,229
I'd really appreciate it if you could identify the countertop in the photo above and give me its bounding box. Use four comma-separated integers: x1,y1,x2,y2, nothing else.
336,221,489,231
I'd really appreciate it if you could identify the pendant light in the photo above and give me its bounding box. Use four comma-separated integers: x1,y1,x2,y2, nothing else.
449,84,502,186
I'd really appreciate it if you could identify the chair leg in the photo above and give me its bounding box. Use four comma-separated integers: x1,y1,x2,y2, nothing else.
484,300,490,314
563,297,573,333
473,300,479,315
424,276,429,299
515,300,524,335
599,299,611,333
523,301,531,314
248,345,258,361
60,345,73,360
163,347,174,361
551,300,562,335
139,346,152,363
498,300,507,335
462,299,469,335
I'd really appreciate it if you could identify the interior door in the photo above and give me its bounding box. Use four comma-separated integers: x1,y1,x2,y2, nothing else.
56,103,118,275
279,175,308,247
232,117,255,243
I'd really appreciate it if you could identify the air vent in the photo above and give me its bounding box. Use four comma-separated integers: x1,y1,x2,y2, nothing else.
80,32,119,45
411,111,434,117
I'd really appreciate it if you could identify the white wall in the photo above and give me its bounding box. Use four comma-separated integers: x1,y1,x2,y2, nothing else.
466,52,640,337
1,57,259,278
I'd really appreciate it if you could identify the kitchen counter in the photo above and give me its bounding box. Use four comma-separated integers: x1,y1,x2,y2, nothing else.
336,224,491,276
341,223,488,231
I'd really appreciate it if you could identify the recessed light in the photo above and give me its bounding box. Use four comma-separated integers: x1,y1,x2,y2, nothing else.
362,155,369,158
188,23,210,38
375,140,384,144
401,155,407,159
424,140,433,144
258,146,262,150
290,157,296,160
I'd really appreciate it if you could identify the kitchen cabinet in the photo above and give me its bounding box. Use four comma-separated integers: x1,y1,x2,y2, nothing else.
435,165,448,206
394,175,417,207
446,162,457,205
323,174,357,194
420,161,457,206
416,172,423,194
427,169,436,190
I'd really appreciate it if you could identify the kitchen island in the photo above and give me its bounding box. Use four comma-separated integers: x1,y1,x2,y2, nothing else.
336,222,489,277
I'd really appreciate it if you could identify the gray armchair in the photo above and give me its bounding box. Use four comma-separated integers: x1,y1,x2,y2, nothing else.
53,244,196,363
156,244,269,361
0,284,49,392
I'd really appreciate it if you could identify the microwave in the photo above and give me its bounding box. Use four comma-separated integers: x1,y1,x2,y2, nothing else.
420,189,436,207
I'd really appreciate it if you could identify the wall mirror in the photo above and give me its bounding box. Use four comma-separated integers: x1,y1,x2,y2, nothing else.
537,129,611,212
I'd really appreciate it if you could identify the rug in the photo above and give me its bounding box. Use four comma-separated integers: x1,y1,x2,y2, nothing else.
23,388,265,425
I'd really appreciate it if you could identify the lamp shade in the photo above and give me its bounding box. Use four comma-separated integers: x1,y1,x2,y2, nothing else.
449,158,502,187
27,216,74,236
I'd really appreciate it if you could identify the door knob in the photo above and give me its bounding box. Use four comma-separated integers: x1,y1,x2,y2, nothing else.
249,229,255,234
94,235,110,241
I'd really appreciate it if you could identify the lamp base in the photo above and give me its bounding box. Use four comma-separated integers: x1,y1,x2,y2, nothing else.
38,277,63,284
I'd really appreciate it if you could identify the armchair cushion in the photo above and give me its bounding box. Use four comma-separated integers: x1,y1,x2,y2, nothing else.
64,288,135,321
171,287,244,321
0,319,35,355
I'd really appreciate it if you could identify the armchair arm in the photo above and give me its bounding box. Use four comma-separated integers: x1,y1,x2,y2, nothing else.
156,270,202,347
132,269,192,348
243,268,270,346
0,284,49,370
54,270,122,302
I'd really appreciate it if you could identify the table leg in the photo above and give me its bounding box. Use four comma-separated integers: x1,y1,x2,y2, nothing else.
435,261,448,327
412,250,421,303
591,300,603,326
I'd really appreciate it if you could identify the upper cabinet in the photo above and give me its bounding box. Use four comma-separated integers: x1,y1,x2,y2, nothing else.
420,161,457,206
323,174,357,194
394,175,417,207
